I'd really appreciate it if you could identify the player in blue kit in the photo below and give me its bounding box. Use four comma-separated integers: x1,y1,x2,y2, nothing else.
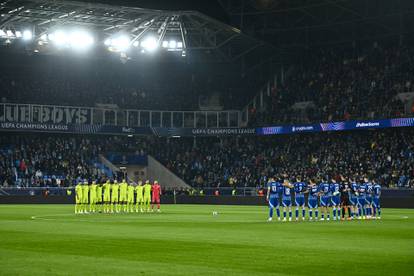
281,177,294,222
372,180,381,219
330,178,341,221
319,179,331,221
357,180,367,219
293,177,307,221
349,178,359,219
365,178,374,219
266,177,282,221
306,179,319,221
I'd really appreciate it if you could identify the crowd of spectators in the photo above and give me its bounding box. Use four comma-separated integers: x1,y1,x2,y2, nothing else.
0,67,198,111
0,55,251,111
249,42,414,126
1,128,413,189
150,128,414,189
2,42,413,126
0,133,150,187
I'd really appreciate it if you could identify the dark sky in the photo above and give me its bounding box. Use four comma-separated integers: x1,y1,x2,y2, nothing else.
85,0,229,23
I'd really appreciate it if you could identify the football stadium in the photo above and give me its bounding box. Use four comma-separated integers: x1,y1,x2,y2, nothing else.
0,0,414,275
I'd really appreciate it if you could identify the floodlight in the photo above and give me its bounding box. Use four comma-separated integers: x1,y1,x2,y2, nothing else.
169,40,177,49
53,30,67,46
15,31,22,38
177,41,183,48
22,30,33,40
6,30,13,37
112,35,130,51
162,40,168,48
40,34,48,41
104,38,111,46
69,30,94,49
132,41,139,47
0,30,5,37
141,36,158,52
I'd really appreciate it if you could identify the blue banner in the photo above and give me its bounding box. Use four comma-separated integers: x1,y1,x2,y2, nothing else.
0,117,413,137
257,117,414,135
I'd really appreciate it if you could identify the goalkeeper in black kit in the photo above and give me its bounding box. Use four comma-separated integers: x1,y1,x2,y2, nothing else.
340,176,352,220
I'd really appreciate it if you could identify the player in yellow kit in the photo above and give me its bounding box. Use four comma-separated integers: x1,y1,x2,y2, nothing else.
127,181,135,213
111,180,119,213
96,182,103,213
89,180,97,213
119,179,128,212
82,180,90,214
143,180,152,212
75,181,83,214
135,181,144,212
103,179,111,213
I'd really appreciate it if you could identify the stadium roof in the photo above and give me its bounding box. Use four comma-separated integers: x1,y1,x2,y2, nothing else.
0,0,281,70
220,0,414,50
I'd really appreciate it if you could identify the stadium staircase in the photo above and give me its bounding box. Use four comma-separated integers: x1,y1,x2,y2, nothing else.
146,155,191,190
99,154,190,190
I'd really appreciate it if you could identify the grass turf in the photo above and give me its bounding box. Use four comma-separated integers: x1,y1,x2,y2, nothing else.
0,205,413,276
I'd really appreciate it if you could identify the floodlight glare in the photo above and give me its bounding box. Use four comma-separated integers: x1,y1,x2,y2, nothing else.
177,41,183,48
15,31,22,38
22,30,33,40
40,34,48,41
141,36,158,52
169,40,177,49
6,30,13,37
104,38,111,46
0,30,5,37
132,41,139,47
112,35,130,51
53,30,67,46
162,40,168,48
69,30,94,49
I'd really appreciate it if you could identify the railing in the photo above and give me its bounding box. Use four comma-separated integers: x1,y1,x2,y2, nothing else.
0,186,262,196
0,103,241,128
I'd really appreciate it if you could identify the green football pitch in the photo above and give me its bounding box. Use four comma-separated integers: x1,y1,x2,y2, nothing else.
0,204,413,276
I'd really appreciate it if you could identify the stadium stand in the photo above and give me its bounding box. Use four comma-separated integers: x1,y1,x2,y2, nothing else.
1,128,413,189
248,42,413,126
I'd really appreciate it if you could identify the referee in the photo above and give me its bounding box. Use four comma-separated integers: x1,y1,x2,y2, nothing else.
340,177,352,220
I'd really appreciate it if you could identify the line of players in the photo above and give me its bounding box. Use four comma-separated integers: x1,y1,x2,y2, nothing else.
74,179,162,214
266,175,382,222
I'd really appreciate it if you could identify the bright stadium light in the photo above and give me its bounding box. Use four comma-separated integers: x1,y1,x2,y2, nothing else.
141,36,158,52
40,34,48,41
0,30,6,37
111,35,130,51
22,30,33,40
177,41,183,48
132,40,139,47
169,40,177,49
15,31,22,38
69,30,94,50
53,30,68,46
162,40,168,48
6,30,13,37
104,38,111,46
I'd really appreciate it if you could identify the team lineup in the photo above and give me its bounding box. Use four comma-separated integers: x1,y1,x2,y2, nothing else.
267,175,382,222
75,179,162,214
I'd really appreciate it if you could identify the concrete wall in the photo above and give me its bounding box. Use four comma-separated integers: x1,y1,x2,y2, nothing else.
1,195,413,208
146,155,191,189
